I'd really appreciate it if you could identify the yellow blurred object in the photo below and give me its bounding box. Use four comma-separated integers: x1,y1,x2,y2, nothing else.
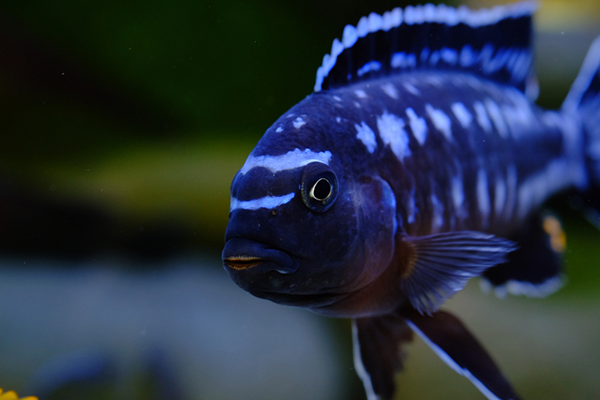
0,388,38,400
466,0,600,31
543,215,567,253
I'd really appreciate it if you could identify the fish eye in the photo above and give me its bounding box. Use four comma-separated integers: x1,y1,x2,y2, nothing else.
301,162,338,212
310,178,332,201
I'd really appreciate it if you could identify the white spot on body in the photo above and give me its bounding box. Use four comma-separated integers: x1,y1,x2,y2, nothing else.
293,117,306,129
484,98,509,138
503,165,518,219
407,192,417,224
403,82,421,95
494,175,506,216
336,116,342,123
380,82,399,99
516,159,572,218
240,148,332,175
376,112,412,160
275,126,284,133
425,104,452,140
451,102,473,129
230,193,295,211
476,169,491,222
473,101,492,133
405,107,428,145
451,175,466,218
355,89,368,99
333,95,343,102
431,193,444,231
355,121,378,153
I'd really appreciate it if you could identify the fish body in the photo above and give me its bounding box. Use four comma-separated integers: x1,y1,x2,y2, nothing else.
223,2,600,399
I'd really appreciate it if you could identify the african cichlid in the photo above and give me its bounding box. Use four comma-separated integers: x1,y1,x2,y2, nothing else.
222,2,600,399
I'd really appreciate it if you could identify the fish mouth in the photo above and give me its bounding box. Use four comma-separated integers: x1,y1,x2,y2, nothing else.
222,238,298,274
223,255,265,270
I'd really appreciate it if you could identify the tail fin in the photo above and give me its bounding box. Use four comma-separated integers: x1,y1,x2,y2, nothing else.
563,36,600,227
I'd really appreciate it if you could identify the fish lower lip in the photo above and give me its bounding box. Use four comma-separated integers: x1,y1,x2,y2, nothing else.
224,256,264,270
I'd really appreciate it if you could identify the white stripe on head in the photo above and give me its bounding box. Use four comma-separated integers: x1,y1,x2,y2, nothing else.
230,193,295,212
239,148,332,175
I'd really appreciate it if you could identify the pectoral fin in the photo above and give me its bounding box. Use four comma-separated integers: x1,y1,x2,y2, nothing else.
399,231,517,315
403,308,522,400
352,314,414,400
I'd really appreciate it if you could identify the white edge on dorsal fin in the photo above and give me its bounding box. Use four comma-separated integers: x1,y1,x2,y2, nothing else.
314,1,539,92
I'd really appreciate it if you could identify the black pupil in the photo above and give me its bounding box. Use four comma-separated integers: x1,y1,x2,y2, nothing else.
312,178,331,201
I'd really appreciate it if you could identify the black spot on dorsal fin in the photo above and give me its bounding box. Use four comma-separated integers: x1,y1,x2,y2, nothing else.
314,1,538,100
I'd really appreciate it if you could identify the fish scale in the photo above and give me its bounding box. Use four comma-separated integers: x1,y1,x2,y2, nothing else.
222,2,600,399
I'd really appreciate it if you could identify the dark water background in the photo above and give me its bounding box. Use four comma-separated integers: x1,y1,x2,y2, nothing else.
0,0,599,399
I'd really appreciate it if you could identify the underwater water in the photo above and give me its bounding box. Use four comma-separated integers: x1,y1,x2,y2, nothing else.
0,0,599,399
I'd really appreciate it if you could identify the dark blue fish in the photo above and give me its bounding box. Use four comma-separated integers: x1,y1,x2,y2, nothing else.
222,2,600,399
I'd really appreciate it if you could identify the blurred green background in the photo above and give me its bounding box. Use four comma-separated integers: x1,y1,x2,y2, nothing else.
0,0,599,399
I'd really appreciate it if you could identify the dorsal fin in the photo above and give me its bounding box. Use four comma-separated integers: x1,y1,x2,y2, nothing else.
314,1,538,99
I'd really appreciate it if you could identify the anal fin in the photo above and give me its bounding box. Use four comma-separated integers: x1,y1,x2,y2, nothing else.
402,308,522,400
482,214,565,298
352,315,413,400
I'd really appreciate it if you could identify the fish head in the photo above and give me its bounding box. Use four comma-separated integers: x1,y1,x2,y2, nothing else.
222,146,397,310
